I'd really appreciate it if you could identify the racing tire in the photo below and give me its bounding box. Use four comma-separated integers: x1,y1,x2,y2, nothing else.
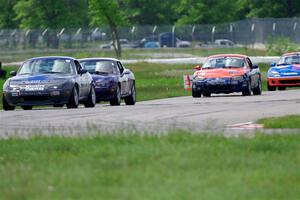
124,83,136,105
53,104,64,108
67,86,79,109
2,96,15,111
84,86,96,108
202,91,211,97
192,86,201,98
252,79,262,95
267,83,276,91
110,85,121,106
21,105,32,110
278,87,286,91
242,80,251,96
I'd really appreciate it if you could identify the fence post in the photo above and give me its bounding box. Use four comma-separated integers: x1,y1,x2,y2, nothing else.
272,22,276,36
251,23,255,48
131,26,135,44
211,26,215,43
230,24,233,42
192,25,195,45
152,25,157,47
293,22,297,42
172,25,176,48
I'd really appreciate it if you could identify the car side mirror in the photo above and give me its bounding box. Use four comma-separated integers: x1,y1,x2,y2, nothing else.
10,71,17,76
252,65,258,69
79,68,87,74
194,65,202,70
270,63,276,67
123,69,130,75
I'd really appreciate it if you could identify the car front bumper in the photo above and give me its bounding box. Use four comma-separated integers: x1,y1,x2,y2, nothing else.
192,78,245,94
94,86,117,101
3,89,72,106
267,76,300,87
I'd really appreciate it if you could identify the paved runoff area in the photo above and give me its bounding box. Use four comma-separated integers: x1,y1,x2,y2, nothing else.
0,90,299,137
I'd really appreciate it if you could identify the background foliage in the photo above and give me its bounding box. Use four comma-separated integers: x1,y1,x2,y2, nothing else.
1,0,300,29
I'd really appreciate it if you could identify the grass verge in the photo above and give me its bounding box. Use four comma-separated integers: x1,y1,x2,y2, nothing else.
0,133,300,199
257,115,300,129
0,47,267,63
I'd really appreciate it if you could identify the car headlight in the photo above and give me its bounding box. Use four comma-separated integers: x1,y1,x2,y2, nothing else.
9,85,20,91
7,81,21,91
232,75,243,81
268,70,280,77
193,75,206,81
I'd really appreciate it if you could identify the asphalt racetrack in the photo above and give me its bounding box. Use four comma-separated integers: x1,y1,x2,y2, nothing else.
0,90,299,137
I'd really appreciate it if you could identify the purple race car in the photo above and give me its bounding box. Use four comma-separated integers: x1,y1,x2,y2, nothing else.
79,58,136,106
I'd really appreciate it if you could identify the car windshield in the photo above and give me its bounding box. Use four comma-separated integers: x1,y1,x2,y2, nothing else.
278,55,300,65
19,58,72,75
203,57,245,69
81,60,116,74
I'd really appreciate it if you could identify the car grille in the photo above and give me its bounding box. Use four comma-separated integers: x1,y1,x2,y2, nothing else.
21,91,49,96
207,85,233,91
279,79,300,84
21,95,50,102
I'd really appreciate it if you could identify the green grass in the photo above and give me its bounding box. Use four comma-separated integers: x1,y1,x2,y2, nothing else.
0,133,300,199
257,115,300,129
0,47,267,63
127,62,193,101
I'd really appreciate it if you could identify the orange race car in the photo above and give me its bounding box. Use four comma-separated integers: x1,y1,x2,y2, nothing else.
192,54,262,97
267,52,300,91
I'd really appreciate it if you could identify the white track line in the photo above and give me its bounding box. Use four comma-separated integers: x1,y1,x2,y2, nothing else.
227,122,264,130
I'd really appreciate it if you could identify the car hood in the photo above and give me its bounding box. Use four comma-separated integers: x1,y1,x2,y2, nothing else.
270,64,300,76
8,74,72,83
193,68,246,78
92,74,117,81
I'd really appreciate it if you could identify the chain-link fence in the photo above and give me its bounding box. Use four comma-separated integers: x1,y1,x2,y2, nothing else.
1,18,300,50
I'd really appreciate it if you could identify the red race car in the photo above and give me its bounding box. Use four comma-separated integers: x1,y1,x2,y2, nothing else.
192,54,262,97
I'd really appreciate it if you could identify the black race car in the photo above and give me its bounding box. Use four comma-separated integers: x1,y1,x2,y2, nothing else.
79,58,136,106
2,56,96,110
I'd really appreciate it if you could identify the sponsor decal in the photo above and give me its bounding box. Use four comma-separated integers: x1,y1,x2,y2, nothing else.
229,70,239,75
11,92,19,96
28,75,48,81
25,85,45,91
208,78,226,85
214,78,226,84
25,80,41,84
24,80,51,84
282,72,298,76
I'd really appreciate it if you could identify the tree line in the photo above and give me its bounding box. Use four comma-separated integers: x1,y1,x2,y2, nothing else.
1,0,300,29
